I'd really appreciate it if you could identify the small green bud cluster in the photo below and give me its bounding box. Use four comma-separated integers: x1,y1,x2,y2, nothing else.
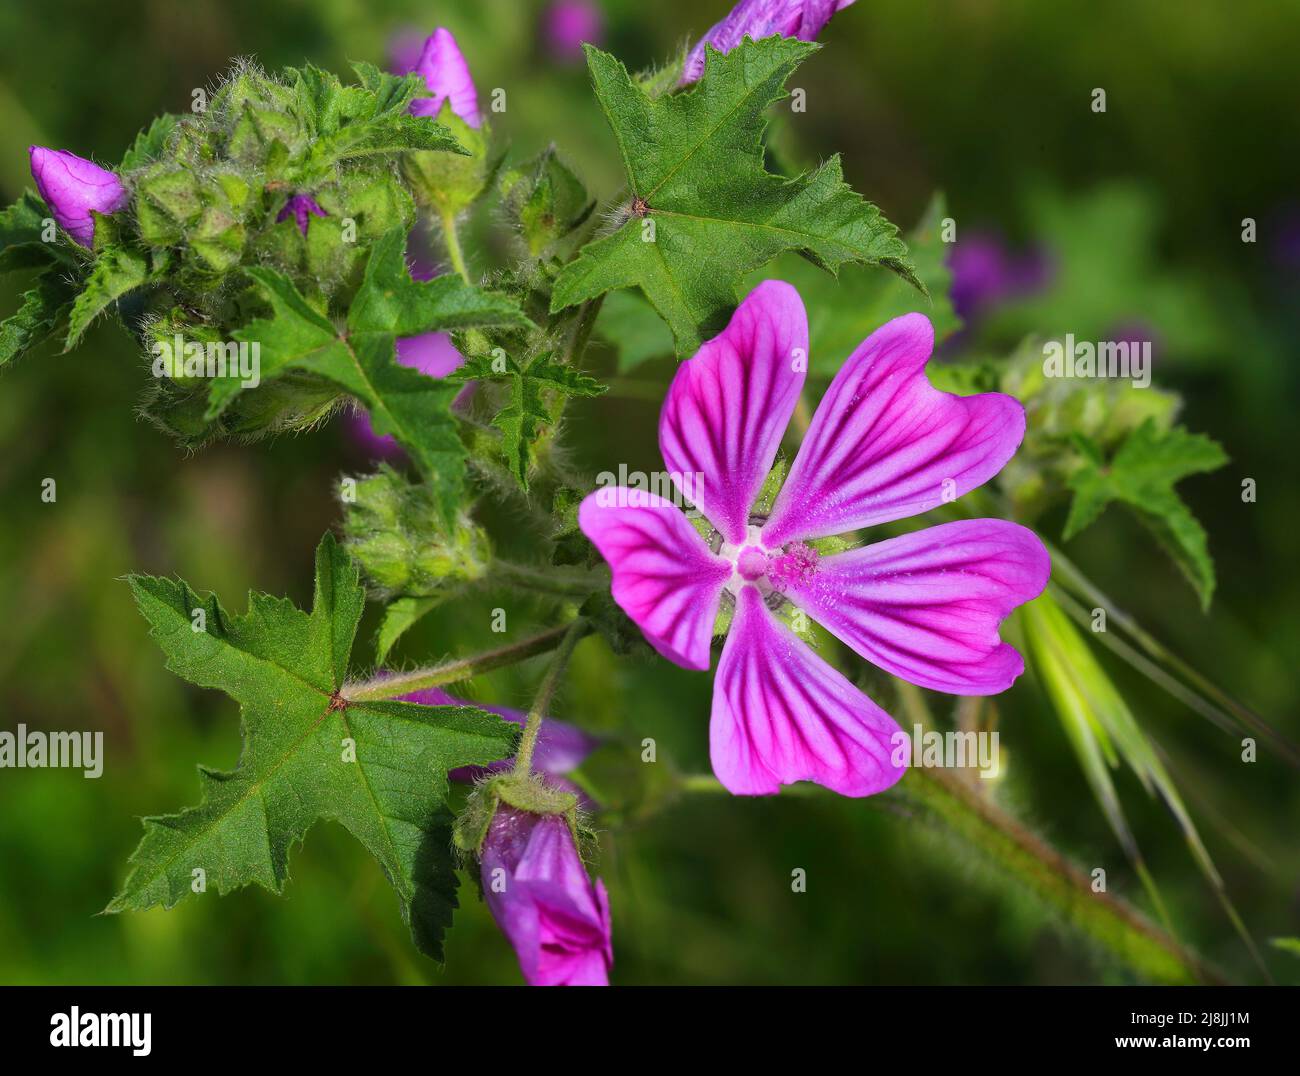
342,464,491,599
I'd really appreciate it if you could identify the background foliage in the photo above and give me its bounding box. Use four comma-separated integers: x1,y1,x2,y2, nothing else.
0,0,1296,984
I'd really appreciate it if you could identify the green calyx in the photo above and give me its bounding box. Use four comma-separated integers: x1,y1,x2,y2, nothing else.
453,773,581,856
402,102,494,219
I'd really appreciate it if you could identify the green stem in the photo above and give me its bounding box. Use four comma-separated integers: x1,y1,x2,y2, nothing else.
340,624,571,702
440,208,471,284
491,558,607,598
513,619,589,777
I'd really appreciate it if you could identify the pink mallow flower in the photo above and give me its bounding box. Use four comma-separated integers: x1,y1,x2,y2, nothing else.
481,807,612,986
409,28,481,127
28,146,128,248
544,1,604,63
579,281,1050,797
682,0,857,84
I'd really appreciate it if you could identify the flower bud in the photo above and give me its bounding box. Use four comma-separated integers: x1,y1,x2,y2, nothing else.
410,28,481,128
682,0,857,85
480,807,612,986
28,146,128,248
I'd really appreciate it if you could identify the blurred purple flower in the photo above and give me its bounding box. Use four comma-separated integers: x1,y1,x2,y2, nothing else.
409,28,481,127
682,0,857,85
276,193,327,236
947,230,1053,323
28,146,128,248
544,1,605,63
1105,319,1162,366
399,687,600,794
481,807,612,986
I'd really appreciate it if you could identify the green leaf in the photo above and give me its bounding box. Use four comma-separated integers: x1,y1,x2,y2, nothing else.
596,290,676,374
1023,590,1262,972
106,533,518,961
751,191,961,374
450,351,606,489
64,247,151,348
1270,937,1300,958
1065,419,1228,608
0,271,77,367
290,62,465,173
375,595,445,665
552,38,917,356
221,230,529,519
120,114,179,171
0,190,76,273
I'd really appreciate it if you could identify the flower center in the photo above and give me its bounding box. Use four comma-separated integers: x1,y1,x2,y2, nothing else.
736,546,769,581
719,525,820,596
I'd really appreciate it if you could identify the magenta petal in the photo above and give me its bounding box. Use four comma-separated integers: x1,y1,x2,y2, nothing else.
579,491,732,670
710,586,906,796
410,28,482,128
763,313,1026,545
659,280,808,545
481,809,612,986
785,520,1050,695
396,331,465,379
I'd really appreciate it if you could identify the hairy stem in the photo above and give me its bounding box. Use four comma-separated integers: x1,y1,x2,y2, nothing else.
513,619,589,777
491,558,607,598
341,624,571,702
440,209,471,284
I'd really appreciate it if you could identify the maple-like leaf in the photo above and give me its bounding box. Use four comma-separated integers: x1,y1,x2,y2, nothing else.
1065,419,1228,609
106,533,518,960
551,36,918,356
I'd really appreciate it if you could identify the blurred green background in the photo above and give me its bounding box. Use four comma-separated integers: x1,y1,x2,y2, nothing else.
1,0,1297,985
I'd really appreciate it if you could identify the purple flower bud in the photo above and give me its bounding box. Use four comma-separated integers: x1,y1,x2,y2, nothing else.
481,807,613,986
682,0,857,85
28,146,128,248
276,193,328,236
400,687,601,791
409,28,481,128
543,1,605,63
